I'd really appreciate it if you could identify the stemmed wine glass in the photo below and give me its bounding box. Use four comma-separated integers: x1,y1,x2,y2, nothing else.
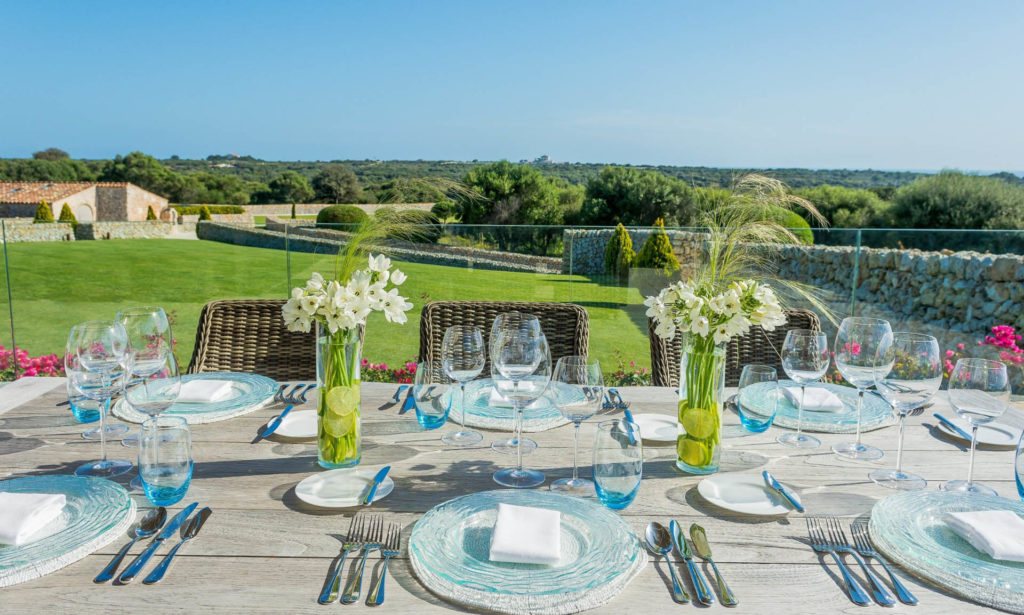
68,320,134,477
116,306,174,448
832,317,892,460
124,351,182,489
940,358,1011,496
550,356,603,496
778,329,829,449
490,312,542,454
869,332,942,490
492,326,551,488
440,325,485,446
65,341,128,441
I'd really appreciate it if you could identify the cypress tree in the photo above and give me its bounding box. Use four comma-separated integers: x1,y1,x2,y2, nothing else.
34,200,54,223
635,218,680,273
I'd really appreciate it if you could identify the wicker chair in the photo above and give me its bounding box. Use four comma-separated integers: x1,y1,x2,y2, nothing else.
186,299,317,382
418,301,589,374
648,309,821,388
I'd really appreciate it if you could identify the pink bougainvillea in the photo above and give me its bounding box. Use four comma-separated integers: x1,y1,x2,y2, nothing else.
0,345,65,380
360,357,419,384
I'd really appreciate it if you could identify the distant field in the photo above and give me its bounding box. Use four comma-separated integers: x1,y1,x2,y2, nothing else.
0,239,649,372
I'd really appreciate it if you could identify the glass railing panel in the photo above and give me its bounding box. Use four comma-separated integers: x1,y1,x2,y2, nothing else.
1,220,16,380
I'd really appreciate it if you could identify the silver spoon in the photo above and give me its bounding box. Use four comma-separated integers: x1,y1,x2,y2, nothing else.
644,522,689,603
143,506,212,584
94,506,167,583
690,524,737,607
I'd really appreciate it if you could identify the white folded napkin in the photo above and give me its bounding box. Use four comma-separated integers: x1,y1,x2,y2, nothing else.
782,386,844,412
944,510,1024,562
177,380,235,403
0,492,67,546
488,503,561,565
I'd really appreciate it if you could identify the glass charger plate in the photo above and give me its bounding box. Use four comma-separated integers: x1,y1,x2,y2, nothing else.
111,372,277,424
0,475,136,588
870,491,1024,613
739,380,896,433
409,489,646,615
447,379,570,433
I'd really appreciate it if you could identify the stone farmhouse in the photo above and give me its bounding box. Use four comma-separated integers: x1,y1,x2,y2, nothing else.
0,182,170,221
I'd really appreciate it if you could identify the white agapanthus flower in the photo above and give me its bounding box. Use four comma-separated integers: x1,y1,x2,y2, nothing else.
645,278,786,346
390,269,407,285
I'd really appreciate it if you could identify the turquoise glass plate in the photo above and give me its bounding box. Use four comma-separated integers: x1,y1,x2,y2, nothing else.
447,378,570,432
409,489,646,615
870,491,1024,613
0,475,135,587
112,371,277,424
738,380,896,433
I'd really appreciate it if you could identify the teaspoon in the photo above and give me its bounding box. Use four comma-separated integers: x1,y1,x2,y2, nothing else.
644,522,689,603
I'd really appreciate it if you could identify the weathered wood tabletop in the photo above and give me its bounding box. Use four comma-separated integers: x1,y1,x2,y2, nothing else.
0,379,1019,614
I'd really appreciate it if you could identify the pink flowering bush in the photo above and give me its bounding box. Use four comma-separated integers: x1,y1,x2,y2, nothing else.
0,345,65,381
607,351,652,386
360,358,418,384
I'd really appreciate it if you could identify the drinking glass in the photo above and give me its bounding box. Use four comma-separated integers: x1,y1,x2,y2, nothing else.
489,312,541,454
413,361,452,430
69,320,134,477
139,415,193,506
441,325,485,446
940,359,1010,496
869,332,942,490
1015,431,1024,500
832,317,892,460
736,364,778,433
777,329,829,448
492,326,550,488
66,334,127,440
550,356,603,496
124,351,181,489
117,305,174,447
593,418,643,509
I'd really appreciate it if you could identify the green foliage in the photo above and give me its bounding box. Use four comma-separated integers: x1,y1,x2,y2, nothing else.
430,198,459,221
635,218,680,273
892,171,1024,230
0,158,97,182
198,205,212,221
57,203,77,227
312,164,362,204
796,184,893,228
460,160,578,226
266,171,314,204
579,166,696,226
146,206,157,220
290,203,296,219
376,178,444,203
33,148,69,161
173,205,245,215
316,204,368,228
775,209,814,244
604,223,635,282
34,200,54,223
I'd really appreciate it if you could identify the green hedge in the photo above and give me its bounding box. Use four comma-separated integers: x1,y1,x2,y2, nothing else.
316,204,368,227
173,205,246,215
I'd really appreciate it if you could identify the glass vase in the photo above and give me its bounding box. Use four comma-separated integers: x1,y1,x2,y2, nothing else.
676,335,726,474
316,325,362,469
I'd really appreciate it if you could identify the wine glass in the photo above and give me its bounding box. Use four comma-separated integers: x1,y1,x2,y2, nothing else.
869,332,942,490
66,330,129,441
492,326,551,488
777,329,829,448
940,358,1011,495
490,312,543,454
116,306,173,447
125,351,181,489
832,317,892,460
736,364,778,433
441,325,485,446
69,320,134,477
550,356,603,496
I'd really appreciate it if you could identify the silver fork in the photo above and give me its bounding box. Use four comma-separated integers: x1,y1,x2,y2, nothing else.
851,519,918,605
318,514,366,604
366,523,401,607
341,515,384,604
806,517,871,606
824,516,894,606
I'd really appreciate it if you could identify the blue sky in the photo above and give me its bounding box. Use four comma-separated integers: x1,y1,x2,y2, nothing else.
2,1,1022,170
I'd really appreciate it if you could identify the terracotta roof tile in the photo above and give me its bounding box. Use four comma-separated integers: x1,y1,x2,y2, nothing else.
0,182,133,204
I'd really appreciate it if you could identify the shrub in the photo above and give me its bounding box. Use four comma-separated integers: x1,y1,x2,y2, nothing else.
776,209,814,244
892,171,1024,230
604,223,635,282
431,198,459,221
290,203,296,219
172,205,245,215
198,205,212,221
57,202,77,228
316,204,368,228
635,218,680,273
34,200,54,223
146,206,157,220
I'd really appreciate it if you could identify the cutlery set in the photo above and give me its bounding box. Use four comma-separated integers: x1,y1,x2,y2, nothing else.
319,513,402,606
806,515,917,606
95,502,211,585
603,388,630,411
644,521,735,606
274,383,316,405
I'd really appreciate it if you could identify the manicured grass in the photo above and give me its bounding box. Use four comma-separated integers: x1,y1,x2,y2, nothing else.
0,239,651,371
253,214,317,226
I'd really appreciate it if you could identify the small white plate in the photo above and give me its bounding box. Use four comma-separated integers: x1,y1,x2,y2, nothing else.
697,473,801,516
936,416,1022,447
270,410,317,439
295,467,394,508
630,413,677,442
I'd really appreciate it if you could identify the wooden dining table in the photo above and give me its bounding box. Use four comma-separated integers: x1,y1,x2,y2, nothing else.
0,378,1019,614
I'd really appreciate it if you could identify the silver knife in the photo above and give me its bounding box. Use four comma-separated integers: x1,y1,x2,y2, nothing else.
118,502,199,583
670,520,713,605
255,405,294,442
933,413,974,441
762,470,804,513
362,466,391,505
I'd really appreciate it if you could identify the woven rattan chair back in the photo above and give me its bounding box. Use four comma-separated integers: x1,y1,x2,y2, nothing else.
187,299,317,381
648,308,821,388
418,301,589,374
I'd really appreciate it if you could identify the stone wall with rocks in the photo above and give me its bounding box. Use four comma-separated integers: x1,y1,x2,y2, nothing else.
562,228,703,277
75,221,176,240
0,220,75,242
179,213,254,225
233,203,436,218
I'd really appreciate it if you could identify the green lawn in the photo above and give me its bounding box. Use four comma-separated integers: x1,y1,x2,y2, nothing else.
0,239,651,372
253,214,317,226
